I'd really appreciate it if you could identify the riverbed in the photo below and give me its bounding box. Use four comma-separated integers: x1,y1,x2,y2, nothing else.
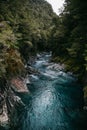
16,52,86,130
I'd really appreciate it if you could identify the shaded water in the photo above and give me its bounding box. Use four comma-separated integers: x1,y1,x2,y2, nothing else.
17,52,85,130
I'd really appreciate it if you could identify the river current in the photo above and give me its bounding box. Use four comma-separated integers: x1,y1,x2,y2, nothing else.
17,52,86,130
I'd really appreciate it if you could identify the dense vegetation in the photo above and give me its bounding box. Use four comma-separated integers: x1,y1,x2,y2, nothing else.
50,0,86,78
0,0,87,104
0,0,56,80
48,0,87,103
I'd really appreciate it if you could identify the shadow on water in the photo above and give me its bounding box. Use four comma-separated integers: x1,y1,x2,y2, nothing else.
13,52,87,130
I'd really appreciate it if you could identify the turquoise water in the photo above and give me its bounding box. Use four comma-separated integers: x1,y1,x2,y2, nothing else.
17,53,86,130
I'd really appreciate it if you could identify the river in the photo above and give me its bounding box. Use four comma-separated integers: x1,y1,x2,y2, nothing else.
16,52,86,130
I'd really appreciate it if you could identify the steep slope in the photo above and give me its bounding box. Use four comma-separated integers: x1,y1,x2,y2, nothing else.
0,0,55,55
49,0,87,106
0,0,56,129
0,0,56,77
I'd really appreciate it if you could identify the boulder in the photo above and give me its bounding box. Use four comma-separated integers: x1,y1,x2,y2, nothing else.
10,77,29,93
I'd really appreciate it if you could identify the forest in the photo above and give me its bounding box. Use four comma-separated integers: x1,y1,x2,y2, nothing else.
0,0,87,129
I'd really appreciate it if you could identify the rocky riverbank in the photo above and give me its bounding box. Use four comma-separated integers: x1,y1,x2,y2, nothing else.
0,52,87,129
0,56,40,129
14,53,87,130
0,76,29,129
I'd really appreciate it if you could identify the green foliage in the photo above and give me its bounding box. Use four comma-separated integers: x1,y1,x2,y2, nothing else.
0,0,86,81
0,0,55,78
0,21,20,78
5,48,25,77
0,21,17,48
50,0,87,81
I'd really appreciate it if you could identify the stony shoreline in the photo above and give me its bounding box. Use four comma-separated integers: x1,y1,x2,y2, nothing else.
0,76,29,129
0,55,40,129
0,52,87,129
